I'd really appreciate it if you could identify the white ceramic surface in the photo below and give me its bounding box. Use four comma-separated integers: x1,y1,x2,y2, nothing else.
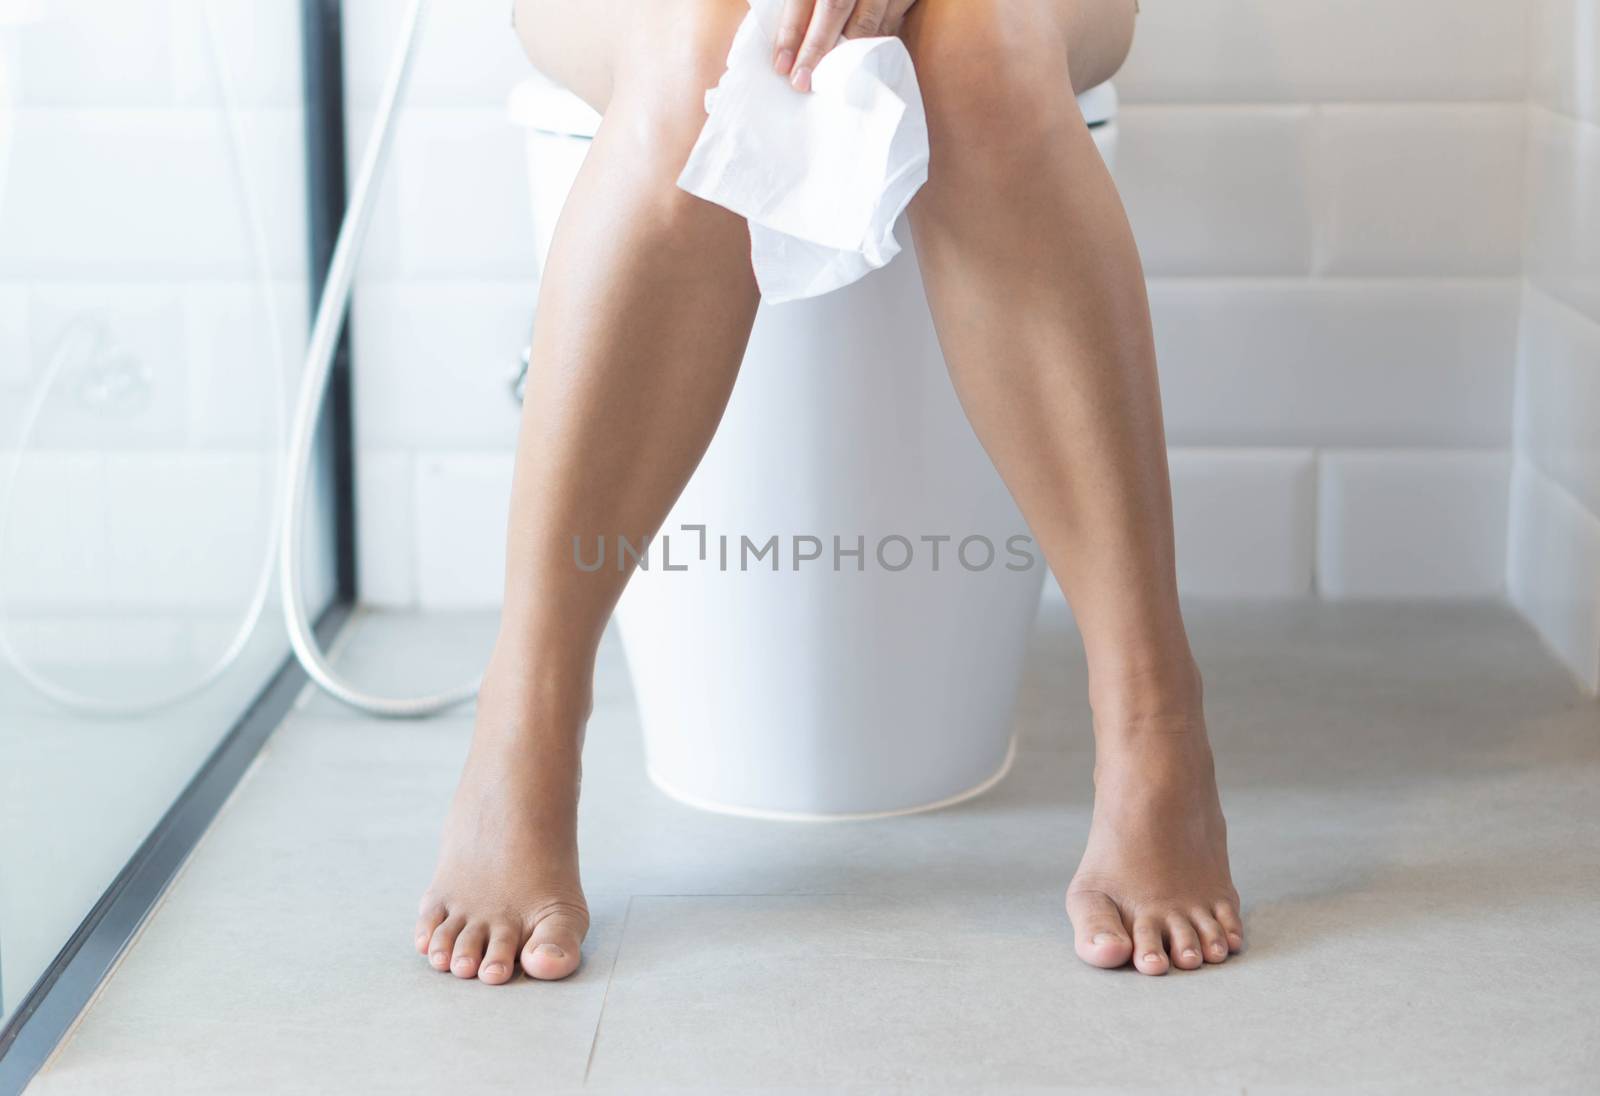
515,86,1117,816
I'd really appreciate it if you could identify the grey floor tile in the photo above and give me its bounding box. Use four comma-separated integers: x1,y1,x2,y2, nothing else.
586,883,1598,1091
295,608,500,719
297,608,630,719
28,601,1600,1094
28,714,627,1096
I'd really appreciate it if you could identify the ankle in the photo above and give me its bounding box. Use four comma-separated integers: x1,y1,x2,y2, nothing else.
491,618,600,690
1087,655,1204,734
477,643,594,745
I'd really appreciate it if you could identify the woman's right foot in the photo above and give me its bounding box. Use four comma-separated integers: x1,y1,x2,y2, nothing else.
414,671,590,985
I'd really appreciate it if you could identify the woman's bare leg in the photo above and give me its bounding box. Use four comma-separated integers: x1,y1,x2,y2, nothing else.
904,0,1243,975
415,0,757,984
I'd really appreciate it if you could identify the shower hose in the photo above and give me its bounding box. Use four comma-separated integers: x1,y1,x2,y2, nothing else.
0,0,477,719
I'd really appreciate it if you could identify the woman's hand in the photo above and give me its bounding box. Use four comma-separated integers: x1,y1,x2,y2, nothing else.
773,0,920,92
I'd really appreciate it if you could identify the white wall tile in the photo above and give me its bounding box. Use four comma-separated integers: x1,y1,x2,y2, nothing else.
1515,286,1600,516
1116,106,1315,276
1527,0,1600,125
1507,459,1600,693
6,0,301,108
1318,449,1510,599
6,0,179,106
1150,279,1520,447
1507,8,1600,688
383,108,539,278
23,283,190,451
356,449,416,607
1313,104,1526,276
413,451,513,609
1169,447,1316,596
184,280,307,448
104,452,276,610
1522,108,1600,324
342,104,407,281
350,281,528,450
170,0,305,107
0,612,200,672
1119,0,1527,104
342,0,1549,613
227,107,312,277
0,284,29,394
0,451,111,609
0,107,306,279
342,0,530,108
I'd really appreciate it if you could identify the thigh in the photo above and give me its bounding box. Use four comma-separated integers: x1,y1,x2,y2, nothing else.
903,0,1137,94
1052,0,1139,93
512,0,752,114
511,0,626,111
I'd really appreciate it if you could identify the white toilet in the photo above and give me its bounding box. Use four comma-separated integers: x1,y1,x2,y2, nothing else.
510,76,1119,820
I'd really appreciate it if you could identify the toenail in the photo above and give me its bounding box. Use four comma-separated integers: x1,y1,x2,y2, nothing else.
431,951,447,964
1143,953,1160,964
483,963,506,977
1092,933,1120,946
1182,948,1199,960
536,943,565,959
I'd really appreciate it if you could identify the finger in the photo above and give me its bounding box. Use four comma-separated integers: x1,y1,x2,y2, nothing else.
774,0,813,75
791,0,856,91
882,0,919,36
843,0,889,38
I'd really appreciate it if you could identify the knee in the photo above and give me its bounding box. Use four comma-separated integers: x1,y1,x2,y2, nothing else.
607,0,748,181
904,1,1081,166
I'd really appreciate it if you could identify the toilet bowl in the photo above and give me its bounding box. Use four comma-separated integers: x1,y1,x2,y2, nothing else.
510,75,1118,819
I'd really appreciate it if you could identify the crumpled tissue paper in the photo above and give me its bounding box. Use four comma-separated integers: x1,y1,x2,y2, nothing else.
677,0,929,304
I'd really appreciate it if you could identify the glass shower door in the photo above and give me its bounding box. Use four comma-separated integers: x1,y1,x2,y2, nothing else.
0,0,338,1024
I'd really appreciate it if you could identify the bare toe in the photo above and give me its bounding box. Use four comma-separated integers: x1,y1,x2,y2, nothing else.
1066,890,1133,969
480,925,520,985
427,915,465,972
1190,908,1229,964
1132,916,1169,976
451,923,489,980
1215,900,1245,953
521,903,588,981
415,902,447,956
1165,914,1203,971
417,685,591,990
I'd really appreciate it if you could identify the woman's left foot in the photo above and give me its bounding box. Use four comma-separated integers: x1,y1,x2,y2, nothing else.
1065,711,1243,975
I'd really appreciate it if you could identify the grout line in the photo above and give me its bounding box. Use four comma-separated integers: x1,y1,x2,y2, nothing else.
1142,274,1525,287
581,894,632,1087
1117,97,1533,110
616,892,867,901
